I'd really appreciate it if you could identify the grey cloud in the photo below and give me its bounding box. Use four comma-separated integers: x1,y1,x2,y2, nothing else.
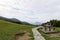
0,0,60,23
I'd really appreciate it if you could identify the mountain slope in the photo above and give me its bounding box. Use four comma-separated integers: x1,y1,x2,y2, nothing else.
0,16,22,24
0,20,34,40
0,16,33,25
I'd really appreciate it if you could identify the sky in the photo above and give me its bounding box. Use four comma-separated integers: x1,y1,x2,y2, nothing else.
0,0,60,23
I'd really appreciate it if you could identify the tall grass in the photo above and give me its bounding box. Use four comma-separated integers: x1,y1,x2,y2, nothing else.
0,20,34,40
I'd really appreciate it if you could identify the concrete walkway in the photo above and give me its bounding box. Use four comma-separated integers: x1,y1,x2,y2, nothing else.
32,27,45,40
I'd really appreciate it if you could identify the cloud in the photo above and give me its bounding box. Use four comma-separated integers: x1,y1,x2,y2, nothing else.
0,0,60,23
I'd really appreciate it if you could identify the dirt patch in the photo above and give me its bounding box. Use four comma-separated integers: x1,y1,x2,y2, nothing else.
47,33,60,37
15,33,31,40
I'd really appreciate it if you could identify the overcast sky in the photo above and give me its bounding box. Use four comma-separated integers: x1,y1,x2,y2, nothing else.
0,0,60,23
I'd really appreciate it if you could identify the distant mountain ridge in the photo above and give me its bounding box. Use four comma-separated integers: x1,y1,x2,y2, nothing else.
0,16,32,25
0,16,23,24
0,16,41,25
31,22,41,25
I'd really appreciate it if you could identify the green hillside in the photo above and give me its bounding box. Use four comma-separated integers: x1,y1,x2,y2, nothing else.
0,20,34,40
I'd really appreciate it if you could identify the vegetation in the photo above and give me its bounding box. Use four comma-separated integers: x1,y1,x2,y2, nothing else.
38,27,60,40
39,19,60,40
41,20,60,27
0,20,34,40
50,20,60,27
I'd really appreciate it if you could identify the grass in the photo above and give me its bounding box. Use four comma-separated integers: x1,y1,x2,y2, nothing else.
38,27,60,40
0,20,34,40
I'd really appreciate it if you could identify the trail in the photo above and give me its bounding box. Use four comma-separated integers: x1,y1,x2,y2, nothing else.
32,27,45,40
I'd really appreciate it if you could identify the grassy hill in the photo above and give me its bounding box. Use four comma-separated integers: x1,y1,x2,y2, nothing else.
0,20,34,40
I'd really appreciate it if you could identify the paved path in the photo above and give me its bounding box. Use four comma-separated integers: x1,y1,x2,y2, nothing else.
32,27,45,40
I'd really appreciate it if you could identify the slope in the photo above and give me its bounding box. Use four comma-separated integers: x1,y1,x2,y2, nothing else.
0,20,34,40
